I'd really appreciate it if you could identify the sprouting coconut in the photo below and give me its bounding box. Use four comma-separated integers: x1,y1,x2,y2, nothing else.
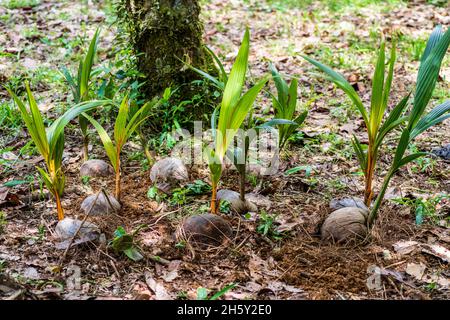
150,157,189,194
216,189,257,214
81,192,121,216
176,214,233,247
329,197,368,211
321,207,368,243
313,26,450,244
80,159,114,178
55,218,100,241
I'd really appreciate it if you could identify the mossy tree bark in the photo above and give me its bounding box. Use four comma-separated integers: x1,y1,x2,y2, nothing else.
119,0,214,97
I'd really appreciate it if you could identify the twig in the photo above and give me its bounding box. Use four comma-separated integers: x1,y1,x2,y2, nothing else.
110,260,121,279
149,255,171,266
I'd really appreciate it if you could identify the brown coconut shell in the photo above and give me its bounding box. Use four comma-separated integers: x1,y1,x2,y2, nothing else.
177,214,233,247
80,159,114,178
150,157,189,193
321,207,368,243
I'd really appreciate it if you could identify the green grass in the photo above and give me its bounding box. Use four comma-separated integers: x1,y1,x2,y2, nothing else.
262,0,403,12
0,101,22,131
1,0,40,9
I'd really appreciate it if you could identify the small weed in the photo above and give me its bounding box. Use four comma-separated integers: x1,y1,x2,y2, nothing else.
257,211,283,240
147,185,166,203
175,241,186,249
408,144,436,173
110,226,145,261
37,224,45,241
247,173,258,188
170,180,212,205
285,165,313,177
219,200,231,214
426,282,437,292
81,175,90,186
177,291,188,300
392,193,449,226
196,283,237,300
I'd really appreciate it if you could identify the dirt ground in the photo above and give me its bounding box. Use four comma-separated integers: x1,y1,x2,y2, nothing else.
0,0,449,300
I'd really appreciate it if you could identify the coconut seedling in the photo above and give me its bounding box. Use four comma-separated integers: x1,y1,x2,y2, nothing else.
7,84,105,220
303,34,409,207
318,26,449,242
368,26,450,226
269,63,308,150
83,95,153,201
61,29,100,161
207,28,269,214
190,32,292,212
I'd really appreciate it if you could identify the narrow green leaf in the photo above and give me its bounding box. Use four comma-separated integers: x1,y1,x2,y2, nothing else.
269,62,289,108
7,87,49,159
380,39,397,124
219,28,250,132
80,28,100,100
351,135,367,172
421,25,443,63
374,116,407,153
209,283,237,301
378,93,410,135
302,54,369,125
217,76,269,157
114,95,130,146
410,27,450,128
26,84,50,158
205,45,228,84
182,61,224,90
82,112,118,172
36,167,55,194
410,100,450,139
369,38,386,136
392,128,411,169
47,100,109,152
398,152,429,168
286,77,298,120
293,110,308,125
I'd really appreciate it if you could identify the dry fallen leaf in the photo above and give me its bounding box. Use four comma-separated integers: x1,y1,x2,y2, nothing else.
393,240,420,255
144,271,172,300
422,244,450,263
405,263,426,281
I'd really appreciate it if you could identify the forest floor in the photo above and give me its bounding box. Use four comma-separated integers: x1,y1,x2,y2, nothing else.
0,0,449,300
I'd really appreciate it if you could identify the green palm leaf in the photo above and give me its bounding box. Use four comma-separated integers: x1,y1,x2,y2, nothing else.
302,54,369,125
82,112,118,171
218,28,250,139
410,26,450,128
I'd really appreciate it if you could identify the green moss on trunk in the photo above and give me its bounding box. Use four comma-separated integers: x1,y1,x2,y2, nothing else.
119,0,214,97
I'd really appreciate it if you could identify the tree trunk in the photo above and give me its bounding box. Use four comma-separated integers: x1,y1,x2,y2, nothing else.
119,0,214,97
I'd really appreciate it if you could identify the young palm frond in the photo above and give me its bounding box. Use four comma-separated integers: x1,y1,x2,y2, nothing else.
207,28,269,213
83,95,153,201
61,28,100,161
303,35,409,207
7,84,106,220
369,26,450,225
269,63,308,150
